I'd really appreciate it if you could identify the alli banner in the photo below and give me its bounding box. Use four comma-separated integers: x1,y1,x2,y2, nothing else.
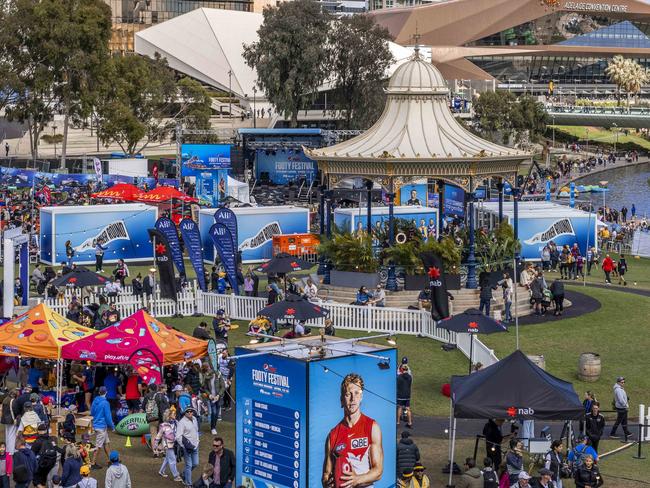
155,217,186,278
214,207,238,254
179,218,207,291
209,223,239,295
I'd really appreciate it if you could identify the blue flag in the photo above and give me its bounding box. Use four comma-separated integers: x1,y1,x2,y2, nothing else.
209,222,239,294
545,180,551,202
569,182,575,208
214,207,238,257
179,217,207,291
155,217,186,277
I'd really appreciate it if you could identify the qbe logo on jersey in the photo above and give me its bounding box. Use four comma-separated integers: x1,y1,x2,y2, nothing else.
351,437,369,449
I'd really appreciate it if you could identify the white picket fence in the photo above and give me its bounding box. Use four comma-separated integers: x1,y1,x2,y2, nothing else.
38,281,201,318
197,291,499,367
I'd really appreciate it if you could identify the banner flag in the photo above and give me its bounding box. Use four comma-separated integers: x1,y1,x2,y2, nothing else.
420,251,450,321
147,228,178,300
214,207,238,258
209,222,239,295
93,157,103,180
179,217,207,291
545,180,551,202
155,217,186,277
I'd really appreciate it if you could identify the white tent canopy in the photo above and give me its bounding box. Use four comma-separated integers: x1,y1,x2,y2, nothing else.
227,176,250,204
135,8,415,100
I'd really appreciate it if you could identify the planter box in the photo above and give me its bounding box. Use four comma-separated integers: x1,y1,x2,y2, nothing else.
404,273,461,290
330,270,380,288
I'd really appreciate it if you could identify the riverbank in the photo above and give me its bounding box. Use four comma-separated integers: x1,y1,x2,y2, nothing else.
569,157,650,184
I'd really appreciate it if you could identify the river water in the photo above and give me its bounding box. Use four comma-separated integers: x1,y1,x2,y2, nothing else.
575,162,650,217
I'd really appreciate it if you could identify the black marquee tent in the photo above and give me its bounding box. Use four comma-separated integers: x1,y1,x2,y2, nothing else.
451,349,584,420
446,350,584,486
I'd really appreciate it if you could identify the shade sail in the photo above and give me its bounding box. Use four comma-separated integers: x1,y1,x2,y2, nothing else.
61,310,208,365
92,183,144,201
451,350,584,420
138,186,197,203
0,304,95,359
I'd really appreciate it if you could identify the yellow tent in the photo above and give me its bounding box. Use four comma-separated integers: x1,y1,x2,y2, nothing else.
0,303,95,359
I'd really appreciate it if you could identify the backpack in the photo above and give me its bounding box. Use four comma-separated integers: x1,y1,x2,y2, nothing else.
145,395,159,422
571,444,588,473
38,439,58,470
483,469,499,488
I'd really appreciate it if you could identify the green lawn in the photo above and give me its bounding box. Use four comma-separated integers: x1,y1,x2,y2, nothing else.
483,285,650,419
566,253,650,291
551,125,650,151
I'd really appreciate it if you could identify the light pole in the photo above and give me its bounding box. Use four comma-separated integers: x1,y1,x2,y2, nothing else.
52,125,58,159
585,127,589,153
228,70,233,130
252,85,257,129
612,123,618,155
551,114,555,148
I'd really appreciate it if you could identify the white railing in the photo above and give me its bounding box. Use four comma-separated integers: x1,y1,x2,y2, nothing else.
39,281,200,318
198,291,498,366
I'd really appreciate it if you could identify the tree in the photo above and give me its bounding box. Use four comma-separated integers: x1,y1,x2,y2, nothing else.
473,91,546,144
2,0,111,163
328,15,393,129
243,0,330,127
605,55,628,106
95,55,212,155
510,95,547,142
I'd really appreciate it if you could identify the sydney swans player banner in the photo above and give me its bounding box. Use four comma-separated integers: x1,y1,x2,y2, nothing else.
236,354,307,488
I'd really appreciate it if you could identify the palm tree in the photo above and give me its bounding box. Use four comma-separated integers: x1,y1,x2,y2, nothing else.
623,62,649,106
605,55,629,106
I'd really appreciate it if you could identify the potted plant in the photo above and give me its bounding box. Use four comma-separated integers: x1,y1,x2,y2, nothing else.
318,232,380,287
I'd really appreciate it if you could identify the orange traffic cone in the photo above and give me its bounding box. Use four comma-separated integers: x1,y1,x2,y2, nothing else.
125,436,132,448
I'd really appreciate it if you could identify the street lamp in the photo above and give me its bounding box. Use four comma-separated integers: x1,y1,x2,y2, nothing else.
52,125,58,159
252,85,257,129
228,69,233,130
612,122,618,156
551,114,555,148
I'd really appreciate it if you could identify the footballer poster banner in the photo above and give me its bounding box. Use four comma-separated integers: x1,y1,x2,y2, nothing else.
179,218,207,291
235,353,307,488
308,351,397,488
155,217,186,277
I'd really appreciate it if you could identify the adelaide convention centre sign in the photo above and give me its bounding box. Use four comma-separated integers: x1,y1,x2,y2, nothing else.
564,1,628,11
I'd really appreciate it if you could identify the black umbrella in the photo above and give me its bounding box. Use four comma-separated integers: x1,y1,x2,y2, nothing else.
438,308,507,373
257,294,329,321
50,268,110,288
256,253,312,274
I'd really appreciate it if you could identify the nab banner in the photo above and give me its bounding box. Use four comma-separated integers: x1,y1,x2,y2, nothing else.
155,217,186,277
147,228,178,300
179,218,207,291
420,251,450,320
209,223,239,294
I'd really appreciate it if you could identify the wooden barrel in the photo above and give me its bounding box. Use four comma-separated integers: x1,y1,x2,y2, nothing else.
578,353,601,382
527,354,546,370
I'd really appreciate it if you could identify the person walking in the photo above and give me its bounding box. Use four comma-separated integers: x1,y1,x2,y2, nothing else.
0,442,12,488
94,241,106,273
61,445,82,488
617,254,628,286
497,273,514,323
549,279,564,316
482,419,504,469
153,409,183,482
207,437,236,488
12,439,36,488
397,364,413,428
586,247,597,276
396,431,420,477
585,402,605,453
177,407,200,487
610,376,633,441
203,367,226,436
64,241,75,268
478,277,495,317
601,255,614,285
90,386,115,470
412,463,430,488
1,389,18,454
77,465,98,488
506,439,524,485
104,451,131,488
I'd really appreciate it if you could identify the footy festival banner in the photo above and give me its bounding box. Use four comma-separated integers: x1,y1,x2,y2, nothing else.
179,218,207,291
155,217,186,277
147,228,178,300
209,223,239,294
420,251,450,320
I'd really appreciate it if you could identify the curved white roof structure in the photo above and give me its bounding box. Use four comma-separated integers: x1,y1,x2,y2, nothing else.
307,49,529,162
135,8,415,100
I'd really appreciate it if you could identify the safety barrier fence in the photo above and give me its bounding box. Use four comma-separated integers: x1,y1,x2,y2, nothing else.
197,291,499,366
38,284,498,366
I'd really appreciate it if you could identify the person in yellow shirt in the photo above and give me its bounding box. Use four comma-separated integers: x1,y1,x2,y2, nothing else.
413,463,430,488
